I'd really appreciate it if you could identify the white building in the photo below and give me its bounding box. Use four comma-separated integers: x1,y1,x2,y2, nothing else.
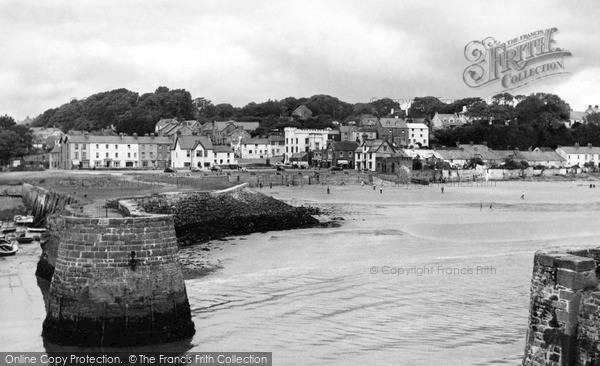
406,123,429,147
556,144,600,167
284,127,330,163
171,135,214,169
240,138,270,159
212,145,237,166
354,139,395,171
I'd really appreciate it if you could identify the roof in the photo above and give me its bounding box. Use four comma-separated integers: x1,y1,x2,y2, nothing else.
379,118,407,128
357,127,378,133
49,145,61,154
242,138,269,145
435,149,473,160
63,134,171,144
558,145,600,154
458,144,491,152
339,125,356,133
402,148,443,159
292,105,312,115
516,150,565,162
407,123,428,129
570,111,587,121
268,135,285,142
155,118,178,130
328,141,359,151
174,135,213,150
213,145,234,153
213,121,260,132
291,152,308,159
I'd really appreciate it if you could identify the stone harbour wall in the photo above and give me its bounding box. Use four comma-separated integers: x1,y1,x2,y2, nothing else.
523,248,600,366
132,186,320,246
42,215,195,346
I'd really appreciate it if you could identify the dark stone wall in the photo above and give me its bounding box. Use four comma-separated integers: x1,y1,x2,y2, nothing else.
523,248,599,366
136,188,320,246
42,215,194,346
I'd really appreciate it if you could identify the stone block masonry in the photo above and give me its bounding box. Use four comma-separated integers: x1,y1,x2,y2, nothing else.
523,248,600,366
42,215,195,346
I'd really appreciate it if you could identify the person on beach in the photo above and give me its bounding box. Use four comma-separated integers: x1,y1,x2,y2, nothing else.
521,190,525,200
489,203,493,211
327,186,330,194
480,203,483,211
380,186,383,194
373,183,376,190
441,187,444,194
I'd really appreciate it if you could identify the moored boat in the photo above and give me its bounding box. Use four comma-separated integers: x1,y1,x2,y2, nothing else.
0,239,18,257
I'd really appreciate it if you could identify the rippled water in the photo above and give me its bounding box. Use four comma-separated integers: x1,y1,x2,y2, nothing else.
184,195,600,366
5,182,600,365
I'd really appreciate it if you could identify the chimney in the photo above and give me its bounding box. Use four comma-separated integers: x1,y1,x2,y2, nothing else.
575,142,579,147
119,133,124,138
150,133,155,139
133,133,137,138
84,132,89,139
588,143,593,148
145,133,149,137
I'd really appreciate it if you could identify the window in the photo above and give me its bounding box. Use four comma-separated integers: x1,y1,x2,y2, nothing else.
204,150,208,158
295,138,298,144
127,152,131,158
106,152,109,158
114,145,117,149
249,150,253,154
82,144,86,150
96,153,99,158
186,151,191,157
116,152,119,158
106,144,108,149
74,152,79,159
134,153,136,158
305,138,309,144
127,144,131,149
96,144,99,149
196,151,202,157
74,144,79,150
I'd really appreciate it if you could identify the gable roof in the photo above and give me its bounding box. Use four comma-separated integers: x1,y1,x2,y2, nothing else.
379,118,407,128
156,118,178,130
174,135,213,150
242,138,270,145
213,121,260,132
213,145,234,153
558,145,600,154
328,141,359,151
62,134,171,144
292,105,312,115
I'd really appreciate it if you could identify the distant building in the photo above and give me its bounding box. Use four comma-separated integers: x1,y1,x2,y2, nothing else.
377,118,409,147
354,139,395,171
170,135,214,169
59,133,171,169
268,135,285,157
566,111,587,128
284,127,330,163
324,141,359,168
430,112,468,130
556,144,600,167
352,127,377,143
406,123,429,147
339,125,357,141
212,145,236,166
359,114,378,127
292,105,313,120
240,138,270,159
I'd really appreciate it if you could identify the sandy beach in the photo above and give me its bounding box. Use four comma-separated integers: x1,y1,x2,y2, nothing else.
3,178,600,364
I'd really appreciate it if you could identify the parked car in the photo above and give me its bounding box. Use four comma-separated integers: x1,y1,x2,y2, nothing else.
164,167,175,173
210,166,222,172
330,166,343,171
276,166,286,172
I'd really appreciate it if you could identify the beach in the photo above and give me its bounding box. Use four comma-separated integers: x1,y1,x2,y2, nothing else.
2,179,600,365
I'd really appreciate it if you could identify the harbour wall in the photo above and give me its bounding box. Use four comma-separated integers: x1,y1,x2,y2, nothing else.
41,215,195,346
523,247,600,366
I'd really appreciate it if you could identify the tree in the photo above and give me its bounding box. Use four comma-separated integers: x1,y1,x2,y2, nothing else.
0,115,17,129
371,98,401,117
408,97,449,118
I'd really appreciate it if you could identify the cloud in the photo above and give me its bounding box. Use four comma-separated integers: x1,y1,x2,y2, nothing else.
0,0,598,121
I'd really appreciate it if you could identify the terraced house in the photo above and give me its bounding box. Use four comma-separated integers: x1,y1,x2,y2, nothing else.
59,133,172,169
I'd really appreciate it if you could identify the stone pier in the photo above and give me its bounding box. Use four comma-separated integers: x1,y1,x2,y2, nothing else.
42,215,195,346
523,247,600,366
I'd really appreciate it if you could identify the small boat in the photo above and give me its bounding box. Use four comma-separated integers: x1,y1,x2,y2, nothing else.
0,239,18,257
27,228,46,233
14,215,34,225
1,227,16,234
16,235,34,244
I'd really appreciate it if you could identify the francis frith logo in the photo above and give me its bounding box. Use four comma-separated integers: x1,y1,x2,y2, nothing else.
463,27,572,90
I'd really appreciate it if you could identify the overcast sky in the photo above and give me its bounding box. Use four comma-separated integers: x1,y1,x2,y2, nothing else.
2,0,599,121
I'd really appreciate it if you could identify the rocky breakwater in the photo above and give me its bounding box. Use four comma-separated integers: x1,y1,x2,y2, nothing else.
523,247,600,366
126,184,321,246
42,213,195,346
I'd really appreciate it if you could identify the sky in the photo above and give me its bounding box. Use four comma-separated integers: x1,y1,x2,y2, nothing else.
2,0,600,121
